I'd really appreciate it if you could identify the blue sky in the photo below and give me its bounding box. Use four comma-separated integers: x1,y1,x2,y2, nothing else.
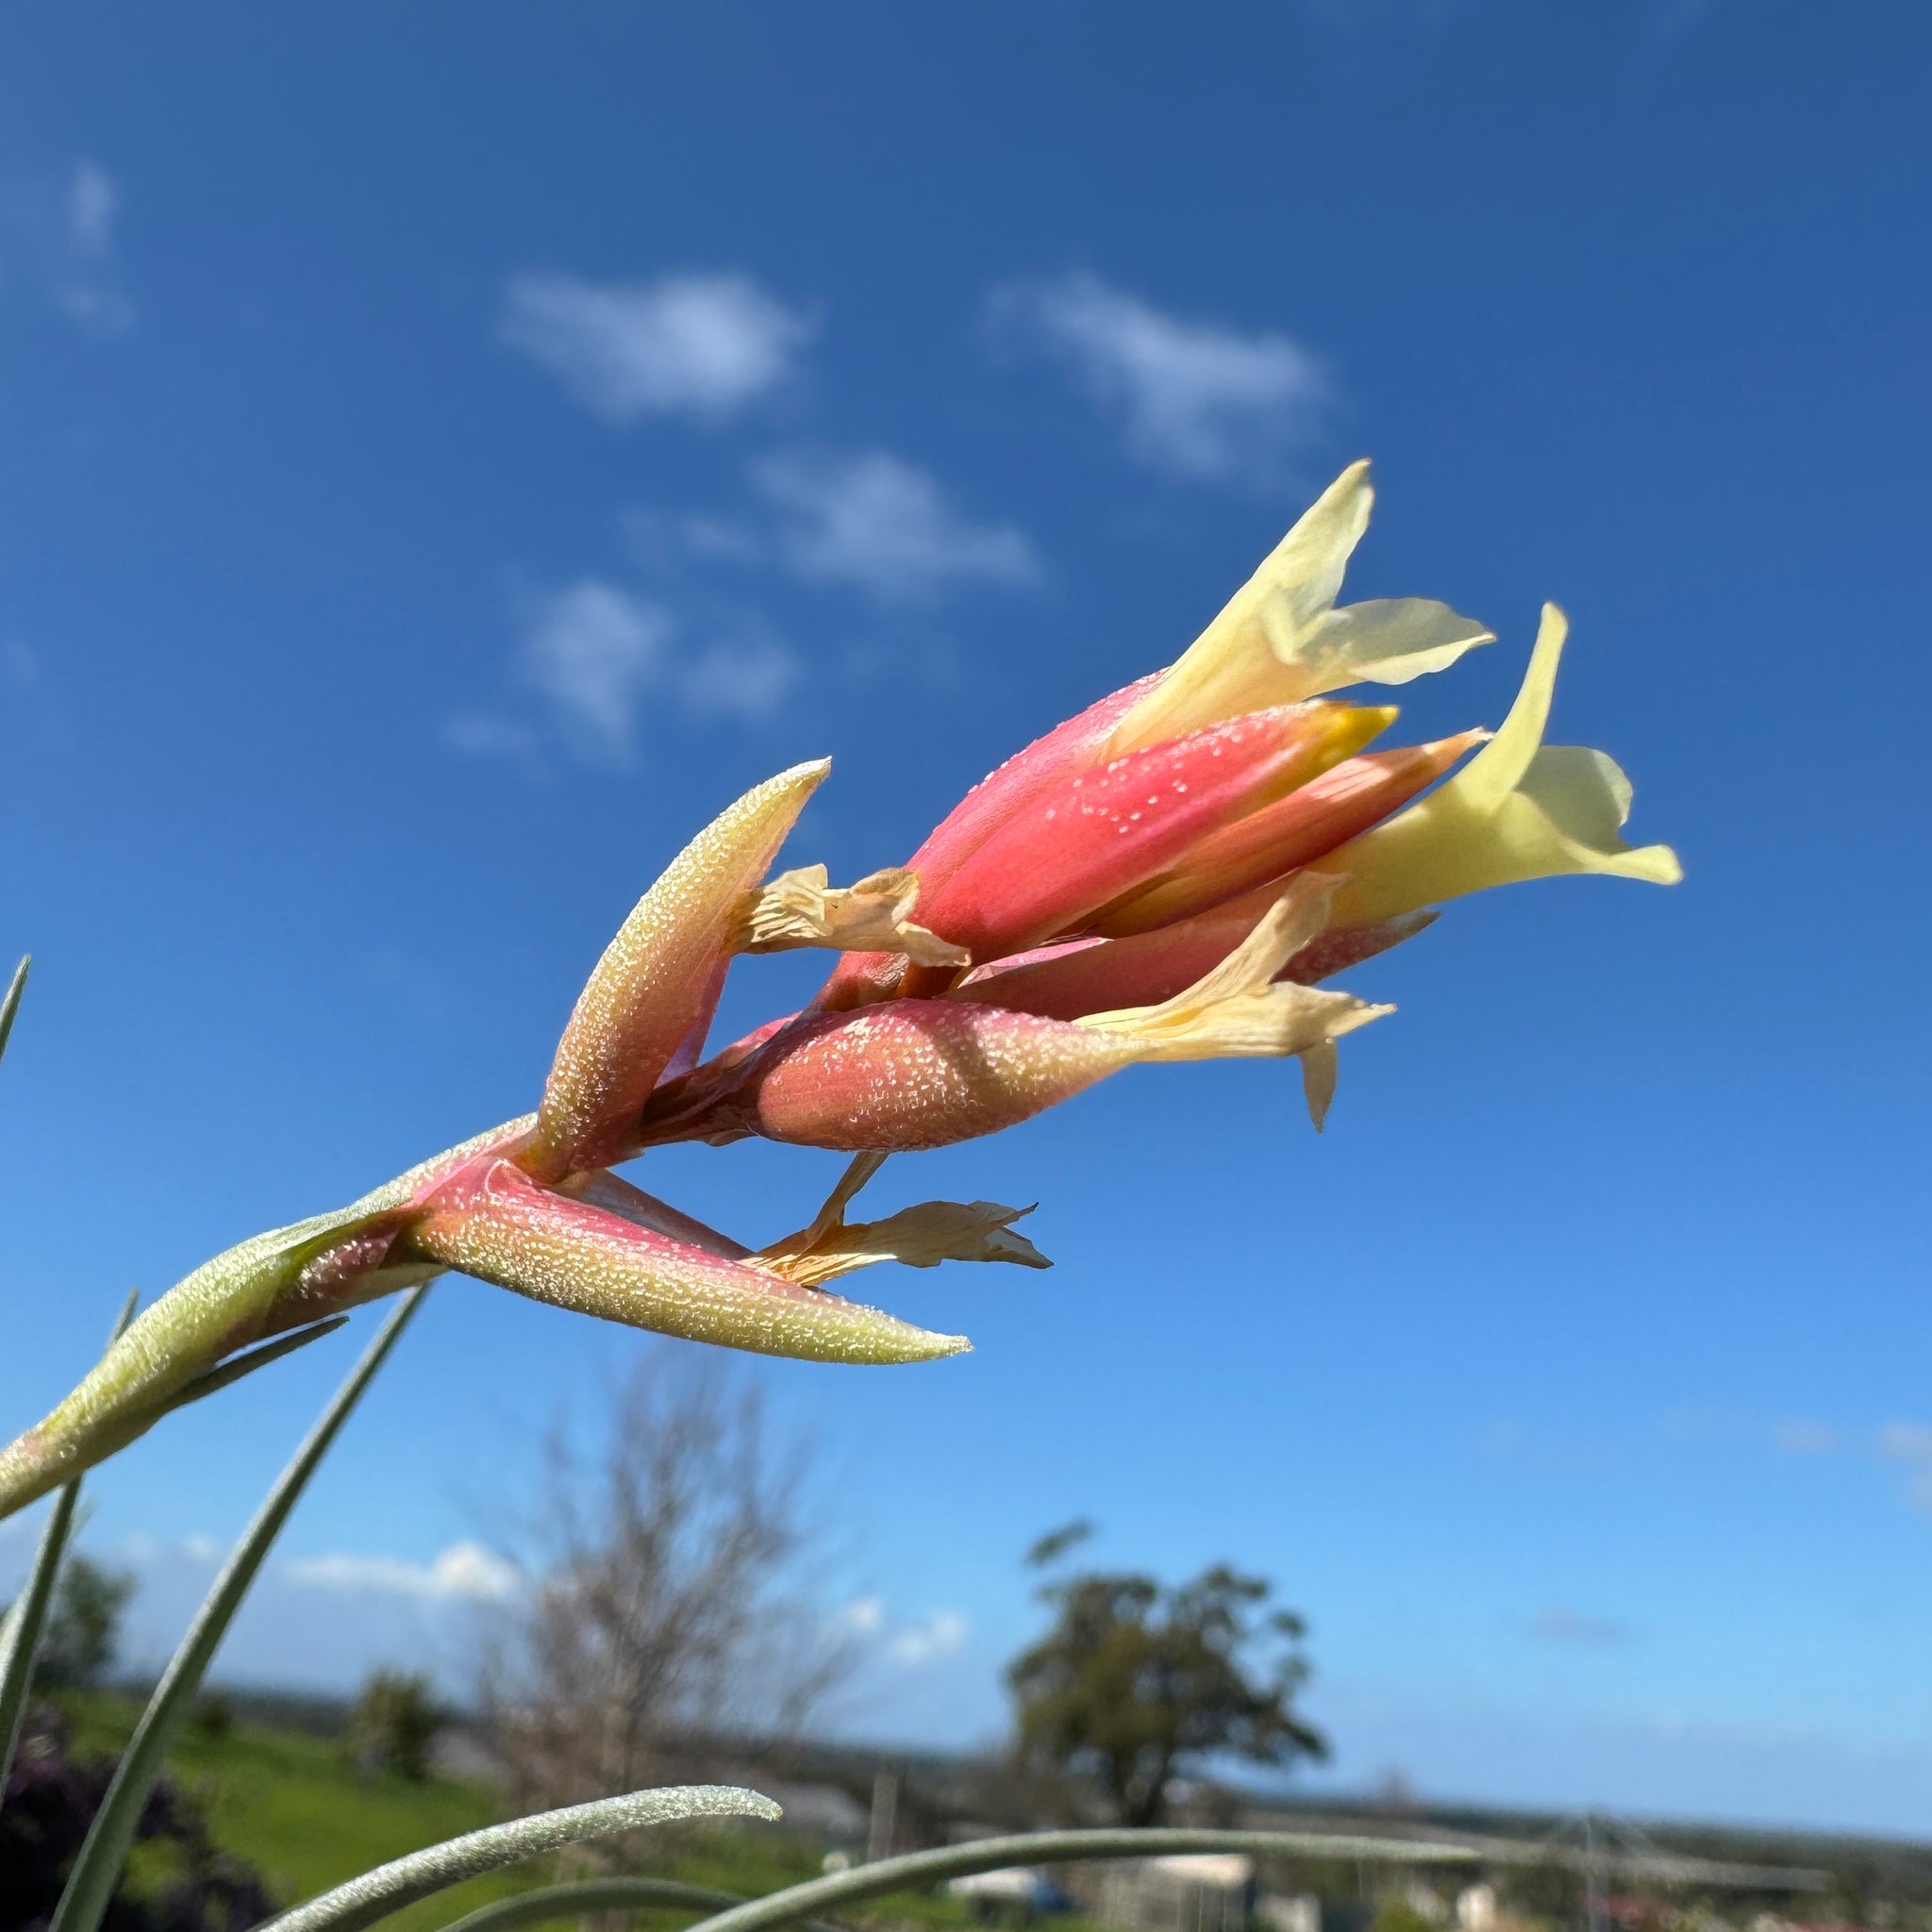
4,0,1932,1836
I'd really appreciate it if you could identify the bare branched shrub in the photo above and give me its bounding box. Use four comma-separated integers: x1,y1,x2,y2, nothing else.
484,1346,856,1834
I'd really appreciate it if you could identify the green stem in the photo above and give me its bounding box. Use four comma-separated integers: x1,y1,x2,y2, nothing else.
678,1827,1477,1932
0,1291,140,1801
255,1786,780,1932
431,1875,841,1932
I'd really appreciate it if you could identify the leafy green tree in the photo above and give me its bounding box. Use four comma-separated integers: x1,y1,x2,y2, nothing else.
347,1669,446,1781
34,1551,136,1689
1369,1900,1442,1932
1006,1524,1326,1826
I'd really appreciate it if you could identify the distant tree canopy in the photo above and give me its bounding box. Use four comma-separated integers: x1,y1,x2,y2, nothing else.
348,1669,445,1782
17,1551,136,1690
1006,1524,1326,1826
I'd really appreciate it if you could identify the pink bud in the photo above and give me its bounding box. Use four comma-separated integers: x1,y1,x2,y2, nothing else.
641,1001,1142,1152
906,701,1387,969
814,674,1158,1011
639,891,1387,1153
523,760,826,1183
1091,731,1483,937
407,1157,967,1363
951,891,1438,1022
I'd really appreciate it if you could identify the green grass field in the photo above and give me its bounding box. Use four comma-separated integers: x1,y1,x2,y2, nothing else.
56,1693,1069,1932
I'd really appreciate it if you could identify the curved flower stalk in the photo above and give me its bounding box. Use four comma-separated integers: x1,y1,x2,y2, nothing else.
0,461,1678,1524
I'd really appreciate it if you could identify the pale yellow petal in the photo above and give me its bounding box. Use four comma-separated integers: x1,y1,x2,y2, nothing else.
1290,598,1494,696
760,1200,1050,1287
757,1151,1050,1287
1108,461,1374,753
1078,874,1390,1067
1321,741,1682,926
1457,600,1568,807
1309,603,1679,923
737,865,969,968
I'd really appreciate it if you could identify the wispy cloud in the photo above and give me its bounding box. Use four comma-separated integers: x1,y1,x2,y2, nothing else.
1653,0,1718,42
500,270,813,426
1774,1417,1837,1456
519,577,675,762
752,450,1040,605
833,1594,886,1638
888,1607,969,1666
1529,1604,1637,1647
677,623,801,723
441,710,544,768
1,637,70,747
3,640,41,695
988,270,1326,483
625,508,768,573
827,1595,967,1668
0,159,132,337
1879,1424,1932,1512
283,1541,521,1603
450,577,802,771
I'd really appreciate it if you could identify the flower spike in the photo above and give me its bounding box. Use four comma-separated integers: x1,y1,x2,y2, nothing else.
643,878,1386,1154
0,458,1681,1527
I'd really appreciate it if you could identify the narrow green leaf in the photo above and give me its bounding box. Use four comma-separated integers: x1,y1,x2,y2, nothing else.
0,1481,79,1798
50,1287,430,1932
676,1828,1479,1932
0,955,28,1070
255,1786,780,1932
434,1877,848,1932
159,1317,351,1413
0,1291,140,1802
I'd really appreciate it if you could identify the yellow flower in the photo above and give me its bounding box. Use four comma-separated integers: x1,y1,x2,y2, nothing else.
1107,459,1494,755
1314,603,1681,925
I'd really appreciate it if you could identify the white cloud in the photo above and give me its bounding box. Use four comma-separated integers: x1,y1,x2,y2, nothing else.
518,577,674,763
441,711,542,766
283,1541,520,1603
678,627,800,723
2,640,39,692
833,1595,886,1638
501,270,812,426
1880,1423,1932,1511
753,450,1039,605
623,508,768,574
989,270,1326,482
889,1607,968,1667
1528,1604,1636,1647
826,1595,966,1668
1774,1417,1837,1456
0,159,132,337
448,577,802,769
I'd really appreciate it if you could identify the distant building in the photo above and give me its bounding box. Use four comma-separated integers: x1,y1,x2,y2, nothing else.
1457,1884,1498,1932
1096,1853,1256,1932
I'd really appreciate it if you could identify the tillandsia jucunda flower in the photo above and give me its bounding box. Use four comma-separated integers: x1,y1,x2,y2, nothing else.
0,459,1680,1522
